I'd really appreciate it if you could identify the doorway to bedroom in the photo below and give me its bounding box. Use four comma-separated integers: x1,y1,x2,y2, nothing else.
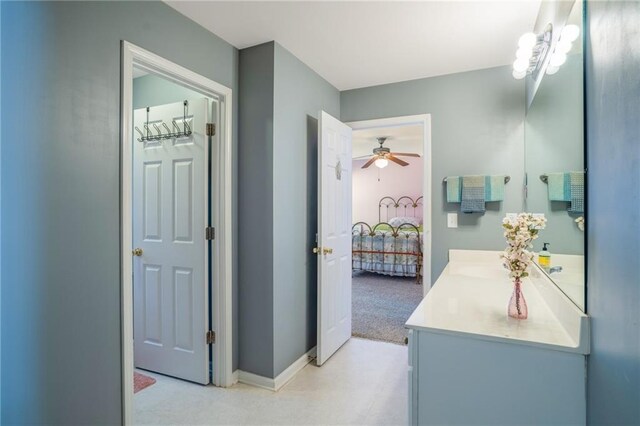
349,115,432,345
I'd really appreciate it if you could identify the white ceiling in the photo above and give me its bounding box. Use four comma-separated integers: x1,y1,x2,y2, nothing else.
166,1,540,90
352,124,423,159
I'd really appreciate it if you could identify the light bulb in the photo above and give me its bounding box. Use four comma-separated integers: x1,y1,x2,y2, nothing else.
546,65,560,75
518,32,537,49
550,52,567,67
561,24,580,42
555,39,573,54
374,158,388,169
516,47,533,60
512,69,526,80
513,58,529,73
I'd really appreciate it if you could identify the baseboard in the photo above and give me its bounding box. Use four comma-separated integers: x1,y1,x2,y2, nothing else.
237,346,316,392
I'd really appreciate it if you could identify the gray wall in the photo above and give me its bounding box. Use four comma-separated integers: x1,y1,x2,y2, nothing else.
133,73,208,110
272,43,340,376
585,1,640,424
341,66,526,283
238,42,275,378
0,1,238,423
238,42,339,378
525,55,584,255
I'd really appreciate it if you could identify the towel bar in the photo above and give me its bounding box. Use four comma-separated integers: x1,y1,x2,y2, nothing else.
442,176,510,184
540,174,549,183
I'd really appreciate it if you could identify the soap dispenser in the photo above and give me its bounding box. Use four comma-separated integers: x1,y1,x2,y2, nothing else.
538,242,551,270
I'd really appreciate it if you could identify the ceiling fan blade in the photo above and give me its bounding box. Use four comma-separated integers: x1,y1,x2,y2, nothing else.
361,156,377,169
353,155,373,160
387,155,409,166
392,152,421,157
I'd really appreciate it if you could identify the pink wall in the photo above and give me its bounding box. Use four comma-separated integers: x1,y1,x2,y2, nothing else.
352,156,423,224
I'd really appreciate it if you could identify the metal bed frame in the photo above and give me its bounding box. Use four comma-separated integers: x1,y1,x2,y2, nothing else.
352,196,423,284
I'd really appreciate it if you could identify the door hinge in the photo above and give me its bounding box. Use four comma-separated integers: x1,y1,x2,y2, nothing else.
206,227,215,240
206,330,216,345
206,123,216,137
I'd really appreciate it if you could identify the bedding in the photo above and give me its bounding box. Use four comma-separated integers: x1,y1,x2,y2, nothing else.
352,225,422,279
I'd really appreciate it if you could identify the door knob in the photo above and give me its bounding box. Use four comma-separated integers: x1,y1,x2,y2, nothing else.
132,248,143,257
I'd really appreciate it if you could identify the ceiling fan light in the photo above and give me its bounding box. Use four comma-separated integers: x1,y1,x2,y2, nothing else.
374,158,389,169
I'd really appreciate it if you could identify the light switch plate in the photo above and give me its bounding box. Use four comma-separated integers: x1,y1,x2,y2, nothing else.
447,212,458,228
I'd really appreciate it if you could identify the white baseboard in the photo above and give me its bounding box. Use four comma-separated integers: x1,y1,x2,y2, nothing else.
237,346,316,392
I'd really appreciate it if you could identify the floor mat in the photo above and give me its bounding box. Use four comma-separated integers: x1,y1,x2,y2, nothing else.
134,371,157,394
352,272,423,344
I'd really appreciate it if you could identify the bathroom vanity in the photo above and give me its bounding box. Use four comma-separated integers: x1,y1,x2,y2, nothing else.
406,250,589,425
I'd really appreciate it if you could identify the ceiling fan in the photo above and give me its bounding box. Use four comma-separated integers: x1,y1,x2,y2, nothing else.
356,137,420,169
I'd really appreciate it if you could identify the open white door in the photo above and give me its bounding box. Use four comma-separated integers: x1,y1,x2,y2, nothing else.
317,111,353,366
132,99,210,384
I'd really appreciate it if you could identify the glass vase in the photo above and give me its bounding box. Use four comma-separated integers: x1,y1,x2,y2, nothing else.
508,278,528,320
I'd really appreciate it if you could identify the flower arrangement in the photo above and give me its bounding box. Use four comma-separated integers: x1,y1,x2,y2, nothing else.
500,213,547,319
500,213,547,280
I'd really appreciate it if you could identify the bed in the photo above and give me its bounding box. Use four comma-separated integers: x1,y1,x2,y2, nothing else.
352,196,423,283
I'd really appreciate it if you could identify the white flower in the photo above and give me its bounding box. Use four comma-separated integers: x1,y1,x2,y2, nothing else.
500,213,547,281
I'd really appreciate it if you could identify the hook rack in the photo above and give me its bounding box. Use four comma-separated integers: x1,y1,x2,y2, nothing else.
442,175,511,184
136,100,193,142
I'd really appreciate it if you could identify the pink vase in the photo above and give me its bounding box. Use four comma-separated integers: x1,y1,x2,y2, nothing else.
508,278,528,320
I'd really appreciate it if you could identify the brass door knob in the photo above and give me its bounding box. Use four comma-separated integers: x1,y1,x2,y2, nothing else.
132,248,143,257
322,247,333,255
312,247,320,254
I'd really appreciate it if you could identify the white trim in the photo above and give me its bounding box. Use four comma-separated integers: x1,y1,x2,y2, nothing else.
237,346,317,392
347,114,433,294
120,41,234,425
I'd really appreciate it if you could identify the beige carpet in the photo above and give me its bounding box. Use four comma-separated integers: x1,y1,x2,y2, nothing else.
352,272,423,344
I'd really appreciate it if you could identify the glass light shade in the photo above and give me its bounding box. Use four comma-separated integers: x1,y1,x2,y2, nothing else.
516,47,533,60
374,158,389,168
518,32,537,49
550,52,567,67
513,58,529,73
512,69,526,80
546,65,560,75
561,24,580,42
555,39,573,54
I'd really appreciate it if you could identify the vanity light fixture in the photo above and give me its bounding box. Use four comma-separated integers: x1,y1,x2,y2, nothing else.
546,24,580,75
511,27,552,80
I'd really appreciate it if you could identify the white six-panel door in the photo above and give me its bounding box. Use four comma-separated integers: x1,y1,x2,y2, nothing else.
317,111,353,366
132,99,209,384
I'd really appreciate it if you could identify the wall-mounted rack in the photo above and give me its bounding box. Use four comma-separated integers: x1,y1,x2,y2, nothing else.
135,100,193,142
540,174,549,183
442,175,511,184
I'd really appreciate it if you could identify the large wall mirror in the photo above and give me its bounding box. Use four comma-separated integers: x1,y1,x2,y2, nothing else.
525,0,585,310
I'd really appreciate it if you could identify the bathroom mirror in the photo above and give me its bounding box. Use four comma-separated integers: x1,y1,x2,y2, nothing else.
524,0,585,311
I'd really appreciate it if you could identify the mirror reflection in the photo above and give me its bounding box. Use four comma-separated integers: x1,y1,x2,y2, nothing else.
525,0,585,310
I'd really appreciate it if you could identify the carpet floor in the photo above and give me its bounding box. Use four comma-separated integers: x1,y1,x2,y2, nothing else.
352,272,424,345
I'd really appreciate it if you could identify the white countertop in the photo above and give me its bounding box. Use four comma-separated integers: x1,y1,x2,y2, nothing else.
406,250,589,354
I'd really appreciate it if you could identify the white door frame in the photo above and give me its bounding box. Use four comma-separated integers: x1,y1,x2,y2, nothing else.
120,41,234,424
347,114,432,294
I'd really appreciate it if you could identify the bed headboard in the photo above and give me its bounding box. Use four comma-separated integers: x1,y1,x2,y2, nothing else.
378,196,423,223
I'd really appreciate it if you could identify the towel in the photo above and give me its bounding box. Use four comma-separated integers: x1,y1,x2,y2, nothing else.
569,171,584,213
446,176,462,203
485,175,505,202
547,172,570,201
461,175,486,213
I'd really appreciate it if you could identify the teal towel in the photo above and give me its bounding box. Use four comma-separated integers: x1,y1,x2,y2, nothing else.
461,175,486,213
446,176,461,203
548,173,570,201
569,171,584,213
485,175,505,202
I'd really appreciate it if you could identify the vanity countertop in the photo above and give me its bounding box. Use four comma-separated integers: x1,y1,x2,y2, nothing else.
406,250,589,354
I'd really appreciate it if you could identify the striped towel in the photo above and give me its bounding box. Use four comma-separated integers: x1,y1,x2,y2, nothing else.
461,175,486,213
446,176,462,203
547,173,570,201
485,175,505,202
569,171,584,213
